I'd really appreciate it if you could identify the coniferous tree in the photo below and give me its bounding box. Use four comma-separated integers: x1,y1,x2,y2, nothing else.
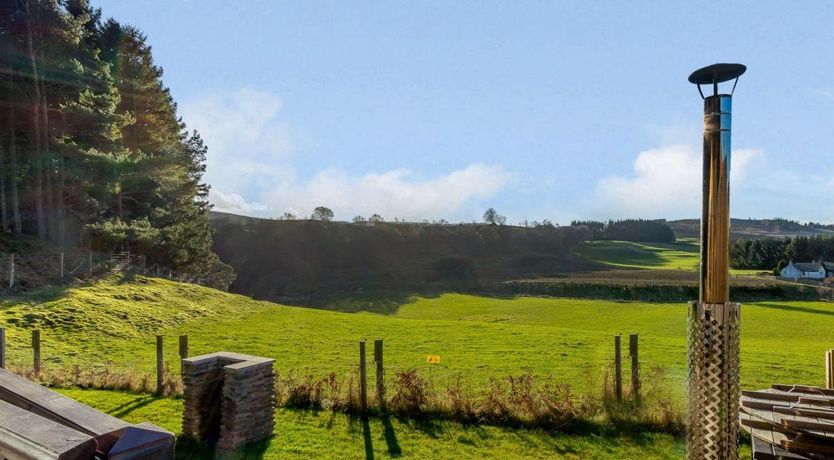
0,1,234,288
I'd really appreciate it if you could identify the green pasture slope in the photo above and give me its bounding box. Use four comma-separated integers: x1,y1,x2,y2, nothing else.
575,239,700,270
575,238,762,275
1,276,827,393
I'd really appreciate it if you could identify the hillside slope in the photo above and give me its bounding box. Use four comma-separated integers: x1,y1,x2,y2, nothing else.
209,211,594,301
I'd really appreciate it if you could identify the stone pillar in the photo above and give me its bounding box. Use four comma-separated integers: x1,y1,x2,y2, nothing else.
182,352,275,450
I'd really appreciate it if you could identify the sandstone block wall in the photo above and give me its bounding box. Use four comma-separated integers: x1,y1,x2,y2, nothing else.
182,352,275,450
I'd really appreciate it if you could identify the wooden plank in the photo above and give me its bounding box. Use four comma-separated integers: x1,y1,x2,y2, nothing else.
751,435,778,460
0,368,129,437
744,394,834,442
773,384,834,397
777,407,834,426
769,442,811,459
0,399,97,460
781,438,834,455
741,410,777,446
798,397,834,407
743,390,804,403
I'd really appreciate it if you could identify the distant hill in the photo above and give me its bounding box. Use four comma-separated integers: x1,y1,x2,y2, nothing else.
209,211,594,300
669,218,834,240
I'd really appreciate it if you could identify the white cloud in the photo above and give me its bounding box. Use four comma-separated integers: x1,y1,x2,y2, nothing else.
592,144,762,219
182,88,511,221
263,164,512,221
181,87,300,195
209,190,267,214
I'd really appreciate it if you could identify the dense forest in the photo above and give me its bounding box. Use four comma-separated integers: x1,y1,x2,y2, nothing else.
0,1,233,288
570,219,675,242
669,218,834,239
731,236,834,272
211,212,592,299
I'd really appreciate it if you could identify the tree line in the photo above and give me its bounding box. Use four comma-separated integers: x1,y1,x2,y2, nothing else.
570,219,675,242
731,235,834,272
0,1,233,288
210,213,592,298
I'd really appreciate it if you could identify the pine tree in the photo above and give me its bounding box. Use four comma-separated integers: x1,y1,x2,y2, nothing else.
0,1,234,288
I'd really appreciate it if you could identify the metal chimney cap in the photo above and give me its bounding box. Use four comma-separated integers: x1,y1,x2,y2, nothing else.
688,63,746,85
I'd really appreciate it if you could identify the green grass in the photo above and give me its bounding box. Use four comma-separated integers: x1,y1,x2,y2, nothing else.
56,388,691,459
1,276,798,457
575,239,763,275
576,239,700,270
1,275,830,400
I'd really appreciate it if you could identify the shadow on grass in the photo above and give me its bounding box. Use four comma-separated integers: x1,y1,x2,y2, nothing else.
110,394,157,418
175,436,271,460
753,301,834,317
381,414,402,457
578,241,671,268
0,283,72,308
291,290,440,315
281,287,555,315
362,416,374,459
348,413,401,458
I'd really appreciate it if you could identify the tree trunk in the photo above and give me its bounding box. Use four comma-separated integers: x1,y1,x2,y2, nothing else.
0,139,7,232
9,92,21,234
25,0,46,239
58,154,66,244
40,72,55,241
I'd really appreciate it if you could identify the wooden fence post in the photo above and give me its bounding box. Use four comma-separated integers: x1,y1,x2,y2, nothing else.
0,327,5,369
179,335,188,359
156,335,164,394
614,334,622,402
178,335,188,376
359,340,368,413
59,252,64,278
88,251,93,276
629,333,640,403
32,330,41,374
374,339,385,408
826,350,834,390
8,254,14,288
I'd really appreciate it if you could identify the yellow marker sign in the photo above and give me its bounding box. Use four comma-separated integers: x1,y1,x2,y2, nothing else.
426,355,441,364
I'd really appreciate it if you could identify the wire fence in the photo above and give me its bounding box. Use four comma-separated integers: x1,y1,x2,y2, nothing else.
0,249,215,295
0,327,682,405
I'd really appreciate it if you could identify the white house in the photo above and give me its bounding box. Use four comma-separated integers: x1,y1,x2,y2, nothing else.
780,260,832,280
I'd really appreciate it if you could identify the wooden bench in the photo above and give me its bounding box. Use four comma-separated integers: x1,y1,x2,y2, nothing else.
0,399,97,460
0,369,174,459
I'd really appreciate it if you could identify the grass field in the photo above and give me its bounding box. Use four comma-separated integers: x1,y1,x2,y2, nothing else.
1,275,811,457
0,275,829,400
55,388,692,459
575,239,764,275
575,240,700,270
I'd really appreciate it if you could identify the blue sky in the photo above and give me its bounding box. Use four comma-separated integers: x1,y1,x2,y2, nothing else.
96,1,834,224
